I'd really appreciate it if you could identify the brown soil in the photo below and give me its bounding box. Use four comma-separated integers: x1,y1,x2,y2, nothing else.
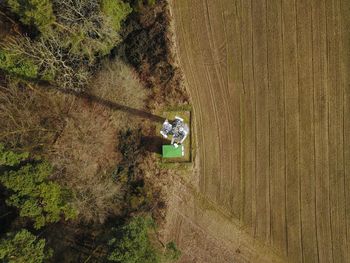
167,0,350,262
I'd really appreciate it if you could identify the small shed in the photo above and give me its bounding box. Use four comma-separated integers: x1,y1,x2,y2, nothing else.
162,145,184,158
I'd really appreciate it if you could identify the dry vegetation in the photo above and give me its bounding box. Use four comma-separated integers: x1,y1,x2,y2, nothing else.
51,59,148,223
0,80,68,153
0,15,12,39
120,0,189,111
0,58,151,224
51,100,123,223
90,59,148,123
0,0,190,261
0,56,166,261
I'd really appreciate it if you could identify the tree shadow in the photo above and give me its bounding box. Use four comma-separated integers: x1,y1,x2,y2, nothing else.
141,136,169,154
48,87,166,123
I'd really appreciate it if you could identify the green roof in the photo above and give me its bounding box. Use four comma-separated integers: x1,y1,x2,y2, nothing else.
162,145,184,158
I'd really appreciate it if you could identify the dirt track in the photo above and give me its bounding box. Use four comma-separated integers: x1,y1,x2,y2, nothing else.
169,0,350,262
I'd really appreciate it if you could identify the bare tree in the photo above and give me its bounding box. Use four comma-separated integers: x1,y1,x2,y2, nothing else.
52,0,121,59
1,0,129,90
1,34,89,90
0,80,66,151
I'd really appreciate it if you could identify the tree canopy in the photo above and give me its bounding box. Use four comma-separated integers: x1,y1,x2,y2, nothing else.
0,143,29,166
108,216,181,263
0,229,52,263
2,0,132,90
6,0,55,33
108,216,160,263
0,161,76,229
0,144,76,229
101,0,132,31
0,49,39,80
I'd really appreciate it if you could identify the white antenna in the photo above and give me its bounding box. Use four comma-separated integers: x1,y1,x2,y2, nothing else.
160,116,189,145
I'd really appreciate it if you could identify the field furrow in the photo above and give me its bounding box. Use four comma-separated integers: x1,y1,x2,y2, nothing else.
170,0,350,261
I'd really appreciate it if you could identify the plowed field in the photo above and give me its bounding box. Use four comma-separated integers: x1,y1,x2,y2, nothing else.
170,0,350,262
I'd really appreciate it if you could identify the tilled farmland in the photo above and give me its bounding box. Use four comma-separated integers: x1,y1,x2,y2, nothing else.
170,0,350,262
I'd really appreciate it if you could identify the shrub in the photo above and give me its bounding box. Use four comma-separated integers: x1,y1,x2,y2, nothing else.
114,129,154,212
0,143,29,166
164,241,181,262
0,229,52,263
6,0,55,33
0,49,39,79
0,158,77,229
108,216,181,263
101,0,132,31
108,216,160,263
